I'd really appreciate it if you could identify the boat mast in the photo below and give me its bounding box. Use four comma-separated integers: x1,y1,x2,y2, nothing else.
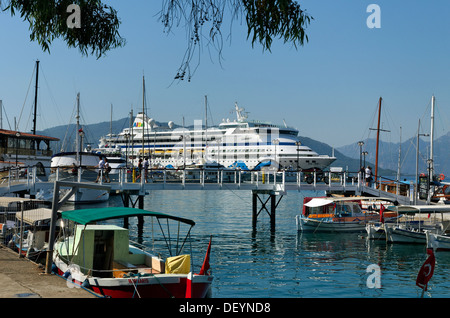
142,75,145,160
183,116,186,168
75,92,80,166
204,95,207,162
430,95,435,178
369,97,389,183
32,60,39,136
374,97,382,183
110,103,113,141
428,95,436,204
396,126,401,195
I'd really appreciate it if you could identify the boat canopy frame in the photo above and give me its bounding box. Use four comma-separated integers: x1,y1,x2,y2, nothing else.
61,207,195,226
61,207,196,258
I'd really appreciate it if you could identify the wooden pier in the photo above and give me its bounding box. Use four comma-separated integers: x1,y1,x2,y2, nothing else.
0,167,425,234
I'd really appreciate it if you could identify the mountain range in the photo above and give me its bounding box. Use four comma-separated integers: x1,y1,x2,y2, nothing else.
38,117,448,179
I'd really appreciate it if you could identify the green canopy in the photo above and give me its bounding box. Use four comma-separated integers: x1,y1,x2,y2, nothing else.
61,207,195,226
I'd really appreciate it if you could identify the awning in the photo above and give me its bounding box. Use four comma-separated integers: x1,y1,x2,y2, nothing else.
16,208,53,224
394,205,450,214
61,207,195,226
304,198,334,207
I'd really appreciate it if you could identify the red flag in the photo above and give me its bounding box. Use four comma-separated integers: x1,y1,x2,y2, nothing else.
416,248,435,291
199,236,212,275
379,204,385,223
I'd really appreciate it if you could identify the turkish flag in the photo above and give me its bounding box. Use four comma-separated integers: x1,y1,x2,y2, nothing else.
199,236,212,275
416,248,435,291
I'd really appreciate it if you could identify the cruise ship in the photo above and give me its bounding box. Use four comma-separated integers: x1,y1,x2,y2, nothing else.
95,103,336,171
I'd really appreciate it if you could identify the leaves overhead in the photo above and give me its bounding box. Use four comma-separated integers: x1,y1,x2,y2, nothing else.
2,1,312,80
2,0,125,58
159,0,313,81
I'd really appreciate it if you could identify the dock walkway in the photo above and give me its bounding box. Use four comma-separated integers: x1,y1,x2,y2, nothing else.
0,246,98,298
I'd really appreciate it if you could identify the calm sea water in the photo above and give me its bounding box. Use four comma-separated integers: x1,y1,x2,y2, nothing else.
75,189,450,298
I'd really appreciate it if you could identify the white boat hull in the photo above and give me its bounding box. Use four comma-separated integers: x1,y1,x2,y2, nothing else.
365,222,387,240
296,215,369,233
385,225,426,244
426,232,450,251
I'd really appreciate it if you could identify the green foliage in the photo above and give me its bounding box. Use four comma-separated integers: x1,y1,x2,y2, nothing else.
159,0,313,81
2,0,311,78
242,0,312,51
2,0,125,58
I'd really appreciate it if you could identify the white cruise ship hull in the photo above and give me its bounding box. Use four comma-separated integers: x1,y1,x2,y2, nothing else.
95,103,336,171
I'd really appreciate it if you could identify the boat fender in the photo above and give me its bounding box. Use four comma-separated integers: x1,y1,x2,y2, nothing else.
82,279,90,288
63,270,71,278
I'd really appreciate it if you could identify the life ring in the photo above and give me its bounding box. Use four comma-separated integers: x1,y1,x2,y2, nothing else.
440,173,445,181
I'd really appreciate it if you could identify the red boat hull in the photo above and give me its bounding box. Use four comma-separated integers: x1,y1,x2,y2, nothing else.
57,268,213,298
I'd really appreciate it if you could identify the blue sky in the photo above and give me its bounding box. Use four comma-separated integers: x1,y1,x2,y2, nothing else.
0,0,449,152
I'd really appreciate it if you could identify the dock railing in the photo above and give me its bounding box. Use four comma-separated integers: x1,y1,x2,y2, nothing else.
0,165,417,204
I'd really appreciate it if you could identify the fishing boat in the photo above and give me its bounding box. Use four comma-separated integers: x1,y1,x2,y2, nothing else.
95,100,336,172
0,61,59,180
384,205,450,244
9,208,56,259
295,196,395,233
365,204,402,240
52,207,213,298
0,197,49,244
426,231,450,251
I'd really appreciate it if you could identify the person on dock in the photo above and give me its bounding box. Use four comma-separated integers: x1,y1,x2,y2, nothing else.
143,157,149,182
104,157,111,183
365,166,373,187
359,166,365,183
135,158,143,181
95,157,106,183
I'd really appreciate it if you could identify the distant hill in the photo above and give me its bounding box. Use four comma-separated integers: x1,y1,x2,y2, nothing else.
38,117,395,175
337,132,450,179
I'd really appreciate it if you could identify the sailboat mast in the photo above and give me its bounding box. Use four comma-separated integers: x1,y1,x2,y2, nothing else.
430,95,435,177
32,60,39,136
76,92,80,166
375,97,382,182
204,95,208,162
110,103,113,140
142,75,145,160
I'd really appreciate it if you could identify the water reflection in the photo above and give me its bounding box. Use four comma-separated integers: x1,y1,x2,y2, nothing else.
61,190,450,298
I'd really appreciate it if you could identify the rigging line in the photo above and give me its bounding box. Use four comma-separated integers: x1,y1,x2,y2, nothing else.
16,64,35,130
434,100,448,136
41,66,65,128
61,100,77,151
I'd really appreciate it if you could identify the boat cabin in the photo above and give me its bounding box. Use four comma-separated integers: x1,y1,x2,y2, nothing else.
302,197,363,218
61,224,165,278
0,129,59,176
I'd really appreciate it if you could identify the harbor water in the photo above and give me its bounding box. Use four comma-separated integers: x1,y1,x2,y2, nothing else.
75,189,450,298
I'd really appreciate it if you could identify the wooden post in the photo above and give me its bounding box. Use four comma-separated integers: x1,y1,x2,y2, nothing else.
252,191,258,228
270,194,276,232
123,192,129,229
138,195,144,240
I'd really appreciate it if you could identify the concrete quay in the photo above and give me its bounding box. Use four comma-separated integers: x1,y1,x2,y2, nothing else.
0,245,99,298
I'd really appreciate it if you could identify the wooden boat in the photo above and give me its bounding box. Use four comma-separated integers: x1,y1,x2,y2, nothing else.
52,207,213,298
384,205,450,244
296,196,396,233
9,208,57,259
45,93,109,203
0,198,50,244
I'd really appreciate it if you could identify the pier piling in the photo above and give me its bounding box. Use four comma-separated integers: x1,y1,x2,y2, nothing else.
252,190,283,232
